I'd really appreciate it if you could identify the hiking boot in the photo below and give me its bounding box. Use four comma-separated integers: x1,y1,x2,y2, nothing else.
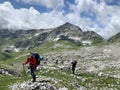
32,79,36,82
32,77,36,82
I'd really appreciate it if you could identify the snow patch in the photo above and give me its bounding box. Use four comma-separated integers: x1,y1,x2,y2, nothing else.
2,45,19,52
34,33,40,36
69,37,81,40
82,40,92,45
54,37,60,41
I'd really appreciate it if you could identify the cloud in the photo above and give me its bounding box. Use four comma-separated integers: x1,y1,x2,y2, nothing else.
0,0,120,39
16,0,64,9
0,1,66,30
68,0,120,38
99,14,120,39
93,3,120,38
101,0,120,6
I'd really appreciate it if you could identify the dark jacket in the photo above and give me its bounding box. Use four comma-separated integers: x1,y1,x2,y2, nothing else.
71,60,77,68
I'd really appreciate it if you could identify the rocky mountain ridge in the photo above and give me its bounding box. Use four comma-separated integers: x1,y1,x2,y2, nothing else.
108,32,120,44
0,22,104,52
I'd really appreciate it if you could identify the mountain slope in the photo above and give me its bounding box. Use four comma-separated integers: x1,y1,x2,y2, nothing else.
108,32,120,44
82,31,104,44
0,22,104,51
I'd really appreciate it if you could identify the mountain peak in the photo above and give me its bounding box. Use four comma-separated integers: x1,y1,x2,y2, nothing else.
64,22,72,25
62,22,75,27
53,22,83,36
57,22,82,32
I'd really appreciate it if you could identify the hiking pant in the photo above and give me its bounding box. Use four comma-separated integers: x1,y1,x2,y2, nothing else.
30,64,36,81
72,67,76,74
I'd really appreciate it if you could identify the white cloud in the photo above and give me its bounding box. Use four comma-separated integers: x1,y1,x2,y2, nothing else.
0,1,65,30
99,15,120,39
0,0,120,39
93,3,120,38
16,0,64,9
69,0,120,39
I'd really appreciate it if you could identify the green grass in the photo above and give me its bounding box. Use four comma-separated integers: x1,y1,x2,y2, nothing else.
0,67,120,90
0,52,13,61
0,40,119,90
76,73,120,89
37,69,120,90
38,69,76,90
0,73,30,90
0,63,31,90
93,38,104,45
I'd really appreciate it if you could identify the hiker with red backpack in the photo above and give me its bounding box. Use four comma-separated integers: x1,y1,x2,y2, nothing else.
23,53,37,82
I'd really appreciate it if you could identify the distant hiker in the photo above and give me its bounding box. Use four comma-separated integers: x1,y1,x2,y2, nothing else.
55,59,58,64
71,60,77,74
23,53,37,82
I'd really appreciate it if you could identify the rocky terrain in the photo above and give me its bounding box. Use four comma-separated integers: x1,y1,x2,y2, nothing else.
0,22,120,90
8,43,120,90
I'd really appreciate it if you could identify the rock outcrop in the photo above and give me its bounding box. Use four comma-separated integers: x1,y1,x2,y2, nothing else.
0,67,21,77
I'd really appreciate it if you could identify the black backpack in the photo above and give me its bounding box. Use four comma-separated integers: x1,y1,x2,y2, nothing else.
32,53,40,65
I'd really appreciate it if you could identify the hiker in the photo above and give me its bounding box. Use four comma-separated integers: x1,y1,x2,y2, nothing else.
23,53,37,82
55,59,58,64
71,60,77,74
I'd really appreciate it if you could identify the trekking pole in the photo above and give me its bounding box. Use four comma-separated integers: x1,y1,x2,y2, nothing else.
22,64,26,81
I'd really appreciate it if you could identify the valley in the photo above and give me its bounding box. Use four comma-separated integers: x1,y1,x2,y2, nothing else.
0,23,120,90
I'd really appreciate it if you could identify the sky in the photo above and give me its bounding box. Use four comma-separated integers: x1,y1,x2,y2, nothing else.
0,0,120,39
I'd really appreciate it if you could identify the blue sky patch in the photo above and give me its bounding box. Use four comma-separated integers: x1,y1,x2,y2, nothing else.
95,0,120,6
0,0,52,13
80,10,97,21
